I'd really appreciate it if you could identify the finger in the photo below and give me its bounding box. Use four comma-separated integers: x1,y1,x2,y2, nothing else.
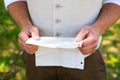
19,32,30,42
84,48,96,54
82,36,98,47
19,38,31,49
29,46,39,53
19,39,28,51
25,46,38,54
75,27,89,42
19,38,39,50
19,39,38,54
79,47,96,54
30,27,40,40
81,41,97,52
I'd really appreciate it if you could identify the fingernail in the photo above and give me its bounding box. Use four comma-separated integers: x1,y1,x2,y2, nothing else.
75,37,79,42
34,36,40,40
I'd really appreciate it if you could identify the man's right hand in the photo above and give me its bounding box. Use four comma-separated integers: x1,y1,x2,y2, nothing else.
18,26,40,54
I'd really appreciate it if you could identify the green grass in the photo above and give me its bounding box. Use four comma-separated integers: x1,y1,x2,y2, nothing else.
0,0,120,80
0,0,26,80
100,22,120,80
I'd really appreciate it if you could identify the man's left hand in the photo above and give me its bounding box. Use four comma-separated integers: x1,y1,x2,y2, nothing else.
75,26,99,54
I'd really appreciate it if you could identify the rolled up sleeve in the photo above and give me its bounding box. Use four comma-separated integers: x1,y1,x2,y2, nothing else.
103,0,120,6
4,0,27,9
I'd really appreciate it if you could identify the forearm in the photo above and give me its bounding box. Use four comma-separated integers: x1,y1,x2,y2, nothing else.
92,3,120,35
7,1,39,54
8,1,32,30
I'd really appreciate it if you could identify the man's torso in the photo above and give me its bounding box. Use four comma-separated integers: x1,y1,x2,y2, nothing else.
27,0,102,37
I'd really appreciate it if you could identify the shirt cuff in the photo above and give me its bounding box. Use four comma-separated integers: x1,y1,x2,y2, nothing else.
4,0,27,9
103,0,120,6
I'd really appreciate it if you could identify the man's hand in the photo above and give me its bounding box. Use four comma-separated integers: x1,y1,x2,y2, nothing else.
7,2,40,54
75,26,99,54
75,3,120,55
18,26,40,54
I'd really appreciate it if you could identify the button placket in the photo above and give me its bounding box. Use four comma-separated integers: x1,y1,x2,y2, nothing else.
53,0,63,37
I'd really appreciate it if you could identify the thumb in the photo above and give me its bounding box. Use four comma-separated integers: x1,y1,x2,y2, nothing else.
75,27,89,42
30,27,40,40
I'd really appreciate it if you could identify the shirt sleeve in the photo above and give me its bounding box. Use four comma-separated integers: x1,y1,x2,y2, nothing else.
4,0,27,9
103,0,120,6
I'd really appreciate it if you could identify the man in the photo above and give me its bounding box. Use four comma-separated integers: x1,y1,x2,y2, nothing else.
4,0,120,80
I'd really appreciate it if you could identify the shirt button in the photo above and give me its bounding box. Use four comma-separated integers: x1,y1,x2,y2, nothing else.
56,33,61,37
56,4,62,9
80,62,83,64
55,19,62,23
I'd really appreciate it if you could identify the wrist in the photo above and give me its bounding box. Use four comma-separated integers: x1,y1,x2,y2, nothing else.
91,23,105,36
20,24,33,31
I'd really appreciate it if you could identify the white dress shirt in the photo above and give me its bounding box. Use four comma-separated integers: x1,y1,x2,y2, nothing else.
4,0,120,69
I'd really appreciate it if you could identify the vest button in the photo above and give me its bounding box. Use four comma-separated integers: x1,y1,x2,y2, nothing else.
56,4,62,9
55,19,62,23
56,33,61,37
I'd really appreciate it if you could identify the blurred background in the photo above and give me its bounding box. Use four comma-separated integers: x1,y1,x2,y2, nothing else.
0,0,120,80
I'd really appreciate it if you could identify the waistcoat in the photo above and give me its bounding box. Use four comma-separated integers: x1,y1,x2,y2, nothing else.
26,0,103,69
27,0,102,37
